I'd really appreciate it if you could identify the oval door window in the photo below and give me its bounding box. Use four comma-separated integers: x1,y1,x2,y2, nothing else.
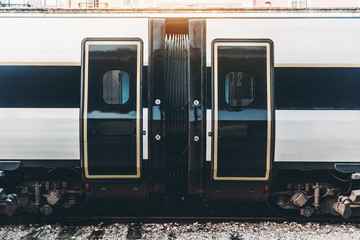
102,70,130,105
225,71,254,107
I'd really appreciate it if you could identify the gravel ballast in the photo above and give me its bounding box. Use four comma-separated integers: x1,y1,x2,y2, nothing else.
0,221,360,239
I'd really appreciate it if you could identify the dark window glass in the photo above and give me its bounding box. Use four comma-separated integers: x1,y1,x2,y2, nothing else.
225,71,254,107
102,70,130,105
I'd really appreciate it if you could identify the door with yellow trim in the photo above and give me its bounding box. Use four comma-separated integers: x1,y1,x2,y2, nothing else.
82,38,142,179
212,39,274,181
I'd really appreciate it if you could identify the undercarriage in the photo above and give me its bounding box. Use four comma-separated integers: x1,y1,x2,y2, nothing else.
272,171,360,218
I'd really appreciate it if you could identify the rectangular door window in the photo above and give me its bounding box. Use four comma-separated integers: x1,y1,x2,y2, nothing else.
224,71,254,107
102,70,130,105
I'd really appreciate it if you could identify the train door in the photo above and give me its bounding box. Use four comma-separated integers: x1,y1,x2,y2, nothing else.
212,39,274,181
81,38,143,179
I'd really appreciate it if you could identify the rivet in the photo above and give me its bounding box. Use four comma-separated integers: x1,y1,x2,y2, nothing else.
194,136,199,142
155,134,161,140
194,100,200,106
155,99,161,105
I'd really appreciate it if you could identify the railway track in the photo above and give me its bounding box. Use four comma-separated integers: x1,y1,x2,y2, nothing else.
2,215,360,239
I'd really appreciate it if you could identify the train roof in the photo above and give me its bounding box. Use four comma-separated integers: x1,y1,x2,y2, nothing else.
0,7,360,18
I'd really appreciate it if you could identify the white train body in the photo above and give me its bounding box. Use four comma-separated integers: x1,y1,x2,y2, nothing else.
0,9,359,217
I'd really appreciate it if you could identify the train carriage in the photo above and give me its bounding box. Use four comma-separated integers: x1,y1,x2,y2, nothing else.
0,8,359,218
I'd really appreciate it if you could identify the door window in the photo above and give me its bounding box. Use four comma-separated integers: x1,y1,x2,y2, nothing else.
102,70,130,105
224,71,254,107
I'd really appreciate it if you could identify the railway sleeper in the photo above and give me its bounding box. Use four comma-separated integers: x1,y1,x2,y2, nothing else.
274,181,360,218
0,181,83,216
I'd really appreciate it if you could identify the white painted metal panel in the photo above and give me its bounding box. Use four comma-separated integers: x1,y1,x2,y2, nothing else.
275,110,360,162
207,19,360,65
0,108,80,160
206,109,212,162
143,108,148,160
0,18,148,65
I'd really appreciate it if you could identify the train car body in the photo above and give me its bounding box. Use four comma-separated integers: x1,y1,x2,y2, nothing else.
0,8,360,218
